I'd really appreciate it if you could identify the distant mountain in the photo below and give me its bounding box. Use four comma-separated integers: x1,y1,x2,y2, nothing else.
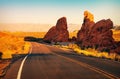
0,23,52,32
0,23,81,32
114,25,120,30
68,24,81,32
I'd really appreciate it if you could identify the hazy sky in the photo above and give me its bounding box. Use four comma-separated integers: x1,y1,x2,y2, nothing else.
0,0,120,25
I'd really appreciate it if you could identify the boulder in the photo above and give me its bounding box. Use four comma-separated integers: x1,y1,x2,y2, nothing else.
43,17,69,42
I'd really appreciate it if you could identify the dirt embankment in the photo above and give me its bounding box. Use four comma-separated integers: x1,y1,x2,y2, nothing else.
0,59,10,77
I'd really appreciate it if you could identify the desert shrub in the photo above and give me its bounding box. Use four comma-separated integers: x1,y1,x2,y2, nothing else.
11,32,46,38
101,48,110,53
43,40,51,44
81,46,85,50
0,34,30,59
67,43,120,61
24,36,38,42
95,44,99,49
0,52,3,59
54,42,60,45
68,43,79,49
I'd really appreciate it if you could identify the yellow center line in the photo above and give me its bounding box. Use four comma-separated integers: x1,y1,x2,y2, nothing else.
53,53,120,79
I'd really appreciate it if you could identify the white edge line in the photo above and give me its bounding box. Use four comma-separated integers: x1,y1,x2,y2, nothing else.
16,43,32,79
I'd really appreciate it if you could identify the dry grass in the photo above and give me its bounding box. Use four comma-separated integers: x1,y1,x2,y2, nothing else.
11,32,46,38
0,31,48,59
112,30,120,41
0,31,47,59
0,29,120,59
0,32,30,59
67,44,120,61
69,30,78,38
68,29,120,60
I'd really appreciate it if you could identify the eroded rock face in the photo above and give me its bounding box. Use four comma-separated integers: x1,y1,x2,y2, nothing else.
77,11,116,52
84,10,94,22
56,17,67,30
88,19,116,51
43,17,69,42
77,11,95,45
43,26,57,41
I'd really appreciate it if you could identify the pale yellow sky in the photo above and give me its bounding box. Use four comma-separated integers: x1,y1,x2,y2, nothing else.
0,0,120,32
0,0,120,25
0,6,120,25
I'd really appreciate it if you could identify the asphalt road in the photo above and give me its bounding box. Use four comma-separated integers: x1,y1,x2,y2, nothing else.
3,42,120,79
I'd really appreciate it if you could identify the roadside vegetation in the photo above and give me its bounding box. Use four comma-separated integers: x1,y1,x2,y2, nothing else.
54,43,120,61
1,29,120,60
0,32,31,77
112,29,120,41
11,32,46,38
54,29,120,61
0,32,30,59
69,30,78,38
68,44,120,61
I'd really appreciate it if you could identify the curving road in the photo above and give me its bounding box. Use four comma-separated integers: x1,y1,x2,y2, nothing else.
3,42,120,79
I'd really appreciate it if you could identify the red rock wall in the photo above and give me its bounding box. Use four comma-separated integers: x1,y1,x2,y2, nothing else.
43,17,69,42
77,11,117,52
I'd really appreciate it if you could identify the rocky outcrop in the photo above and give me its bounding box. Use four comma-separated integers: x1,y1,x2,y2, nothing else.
112,42,120,54
43,17,69,42
77,11,95,45
84,10,94,22
88,19,116,51
77,11,116,52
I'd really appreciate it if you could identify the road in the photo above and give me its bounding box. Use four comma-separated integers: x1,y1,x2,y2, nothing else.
3,42,120,79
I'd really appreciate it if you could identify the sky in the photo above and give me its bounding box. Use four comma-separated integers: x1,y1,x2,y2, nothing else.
0,0,120,31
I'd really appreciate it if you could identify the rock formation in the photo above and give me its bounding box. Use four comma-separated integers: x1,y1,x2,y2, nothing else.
112,42,120,54
84,10,94,22
77,11,95,45
77,11,116,52
43,17,69,42
88,19,116,51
